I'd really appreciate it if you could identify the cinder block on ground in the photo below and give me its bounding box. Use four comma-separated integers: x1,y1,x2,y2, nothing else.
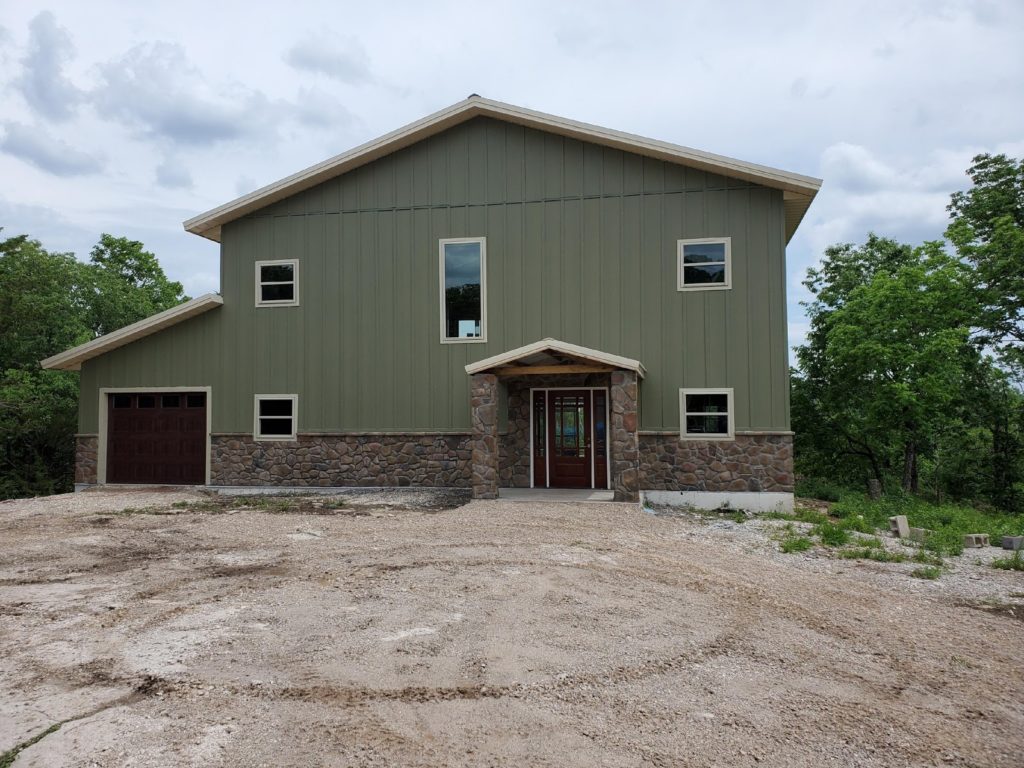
889,515,910,539
1002,536,1024,551
908,527,930,544
962,534,989,548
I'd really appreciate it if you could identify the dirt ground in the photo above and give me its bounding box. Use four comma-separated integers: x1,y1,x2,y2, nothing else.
1,489,1022,768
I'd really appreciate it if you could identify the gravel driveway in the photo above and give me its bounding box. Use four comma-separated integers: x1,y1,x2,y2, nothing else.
1,488,1022,767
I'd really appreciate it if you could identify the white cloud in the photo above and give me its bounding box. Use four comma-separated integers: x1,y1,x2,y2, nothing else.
0,121,102,176
284,35,372,84
155,157,193,190
13,11,82,122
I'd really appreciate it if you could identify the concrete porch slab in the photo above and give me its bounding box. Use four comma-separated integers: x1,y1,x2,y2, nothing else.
498,488,616,503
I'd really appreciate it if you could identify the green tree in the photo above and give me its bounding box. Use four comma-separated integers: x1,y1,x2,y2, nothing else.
84,234,188,336
946,153,1024,371
796,237,980,493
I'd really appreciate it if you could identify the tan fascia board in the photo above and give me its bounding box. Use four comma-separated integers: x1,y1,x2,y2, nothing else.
465,337,646,378
183,96,822,243
40,293,223,371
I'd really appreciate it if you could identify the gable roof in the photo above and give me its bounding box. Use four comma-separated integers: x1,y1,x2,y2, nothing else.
184,95,821,244
40,293,223,371
465,338,646,378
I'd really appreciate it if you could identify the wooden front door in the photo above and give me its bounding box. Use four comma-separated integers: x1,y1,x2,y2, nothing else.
548,390,591,488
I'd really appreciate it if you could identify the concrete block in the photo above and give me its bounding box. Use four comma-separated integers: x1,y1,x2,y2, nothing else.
889,515,910,539
908,527,930,544
1002,536,1024,551
962,534,989,548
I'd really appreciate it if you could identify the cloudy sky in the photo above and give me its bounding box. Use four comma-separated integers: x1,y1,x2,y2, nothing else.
1,0,1022,352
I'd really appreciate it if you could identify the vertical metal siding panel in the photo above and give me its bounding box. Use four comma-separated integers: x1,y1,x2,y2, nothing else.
411,208,433,429
78,362,96,433
774,193,792,430
727,188,751,431
561,198,582,343
642,157,665,194
411,141,430,208
600,196,622,352
621,195,642,358
323,177,342,214
286,216,306,397
376,155,395,210
486,204,506,352
429,207,451,428
305,214,325,428
602,148,624,197
542,201,561,337
393,148,412,210
682,191,706,386
522,201,545,342
748,188,773,429
563,138,583,198
468,120,488,204
429,135,448,206
661,194,683,429
639,194,663,430
580,197,602,349
503,203,524,350
448,124,469,207
484,119,506,205
544,133,563,199
358,211,377,428
393,209,413,427
582,143,602,197
504,124,525,202
340,212,360,426
623,153,643,196
323,214,342,427
376,210,396,427
705,189,729,387
523,128,545,201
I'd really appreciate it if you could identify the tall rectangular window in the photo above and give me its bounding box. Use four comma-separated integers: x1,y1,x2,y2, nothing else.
255,259,299,306
680,388,734,440
439,237,486,342
677,238,731,290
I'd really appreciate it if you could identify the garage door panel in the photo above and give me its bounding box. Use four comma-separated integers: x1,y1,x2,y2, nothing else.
107,392,206,484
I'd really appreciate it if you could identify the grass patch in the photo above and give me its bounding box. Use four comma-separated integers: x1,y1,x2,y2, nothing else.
831,492,1023,557
779,524,814,554
910,566,943,580
912,549,945,567
0,722,62,768
813,521,851,547
836,547,907,563
763,508,829,525
992,551,1024,572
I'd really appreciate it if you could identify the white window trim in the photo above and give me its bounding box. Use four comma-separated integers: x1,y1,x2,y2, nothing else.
679,388,735,441
439,237,487,344
253,394,298,441
255,259,300,307
677,237,731,291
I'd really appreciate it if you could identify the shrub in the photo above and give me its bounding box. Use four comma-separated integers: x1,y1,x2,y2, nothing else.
992,552,1024,572
781,535,813,554
814,521,851,547
910,566,942,580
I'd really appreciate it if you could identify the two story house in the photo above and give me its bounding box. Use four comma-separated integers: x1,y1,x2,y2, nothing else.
42,96,820,509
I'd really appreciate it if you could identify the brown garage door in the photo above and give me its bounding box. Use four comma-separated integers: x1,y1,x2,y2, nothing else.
107,392,207,484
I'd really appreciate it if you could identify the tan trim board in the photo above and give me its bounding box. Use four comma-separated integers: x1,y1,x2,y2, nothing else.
97,386,212,485
183,96,821,244
41,294,223,371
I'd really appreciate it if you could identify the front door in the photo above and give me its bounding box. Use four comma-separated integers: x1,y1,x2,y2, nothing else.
548,390,590,488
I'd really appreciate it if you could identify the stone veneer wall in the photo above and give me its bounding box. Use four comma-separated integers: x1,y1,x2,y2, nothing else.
610,371,640,502
210,434,472,487
638,433,794,493
75,435,98,484
470,373,499,499
498,373,611,489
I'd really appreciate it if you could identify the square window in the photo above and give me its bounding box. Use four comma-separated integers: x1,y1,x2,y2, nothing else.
677,238,731,290
255,260,299,306
137,395,156,408
680,389,734,440
439,238,486,342
186,394,205,408
112,394,132,408
254,395,298,441
161,395,180,408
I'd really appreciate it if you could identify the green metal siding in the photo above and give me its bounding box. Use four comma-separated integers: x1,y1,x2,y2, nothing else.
79,116,789,435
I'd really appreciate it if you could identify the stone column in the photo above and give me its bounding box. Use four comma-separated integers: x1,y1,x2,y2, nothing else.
610,370,639,502
470,373,499,499
74,435,98,485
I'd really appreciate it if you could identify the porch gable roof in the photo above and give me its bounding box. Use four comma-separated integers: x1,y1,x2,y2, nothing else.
464,338,646,378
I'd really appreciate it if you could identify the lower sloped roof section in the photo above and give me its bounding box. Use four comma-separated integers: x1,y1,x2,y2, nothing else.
465,338,646,378
40,293,223,371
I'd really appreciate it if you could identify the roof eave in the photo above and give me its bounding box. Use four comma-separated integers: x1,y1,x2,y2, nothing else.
465,338,646,378
40,293,223,371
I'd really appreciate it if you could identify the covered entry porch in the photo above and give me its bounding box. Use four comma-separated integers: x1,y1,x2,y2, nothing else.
466,338,644,502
